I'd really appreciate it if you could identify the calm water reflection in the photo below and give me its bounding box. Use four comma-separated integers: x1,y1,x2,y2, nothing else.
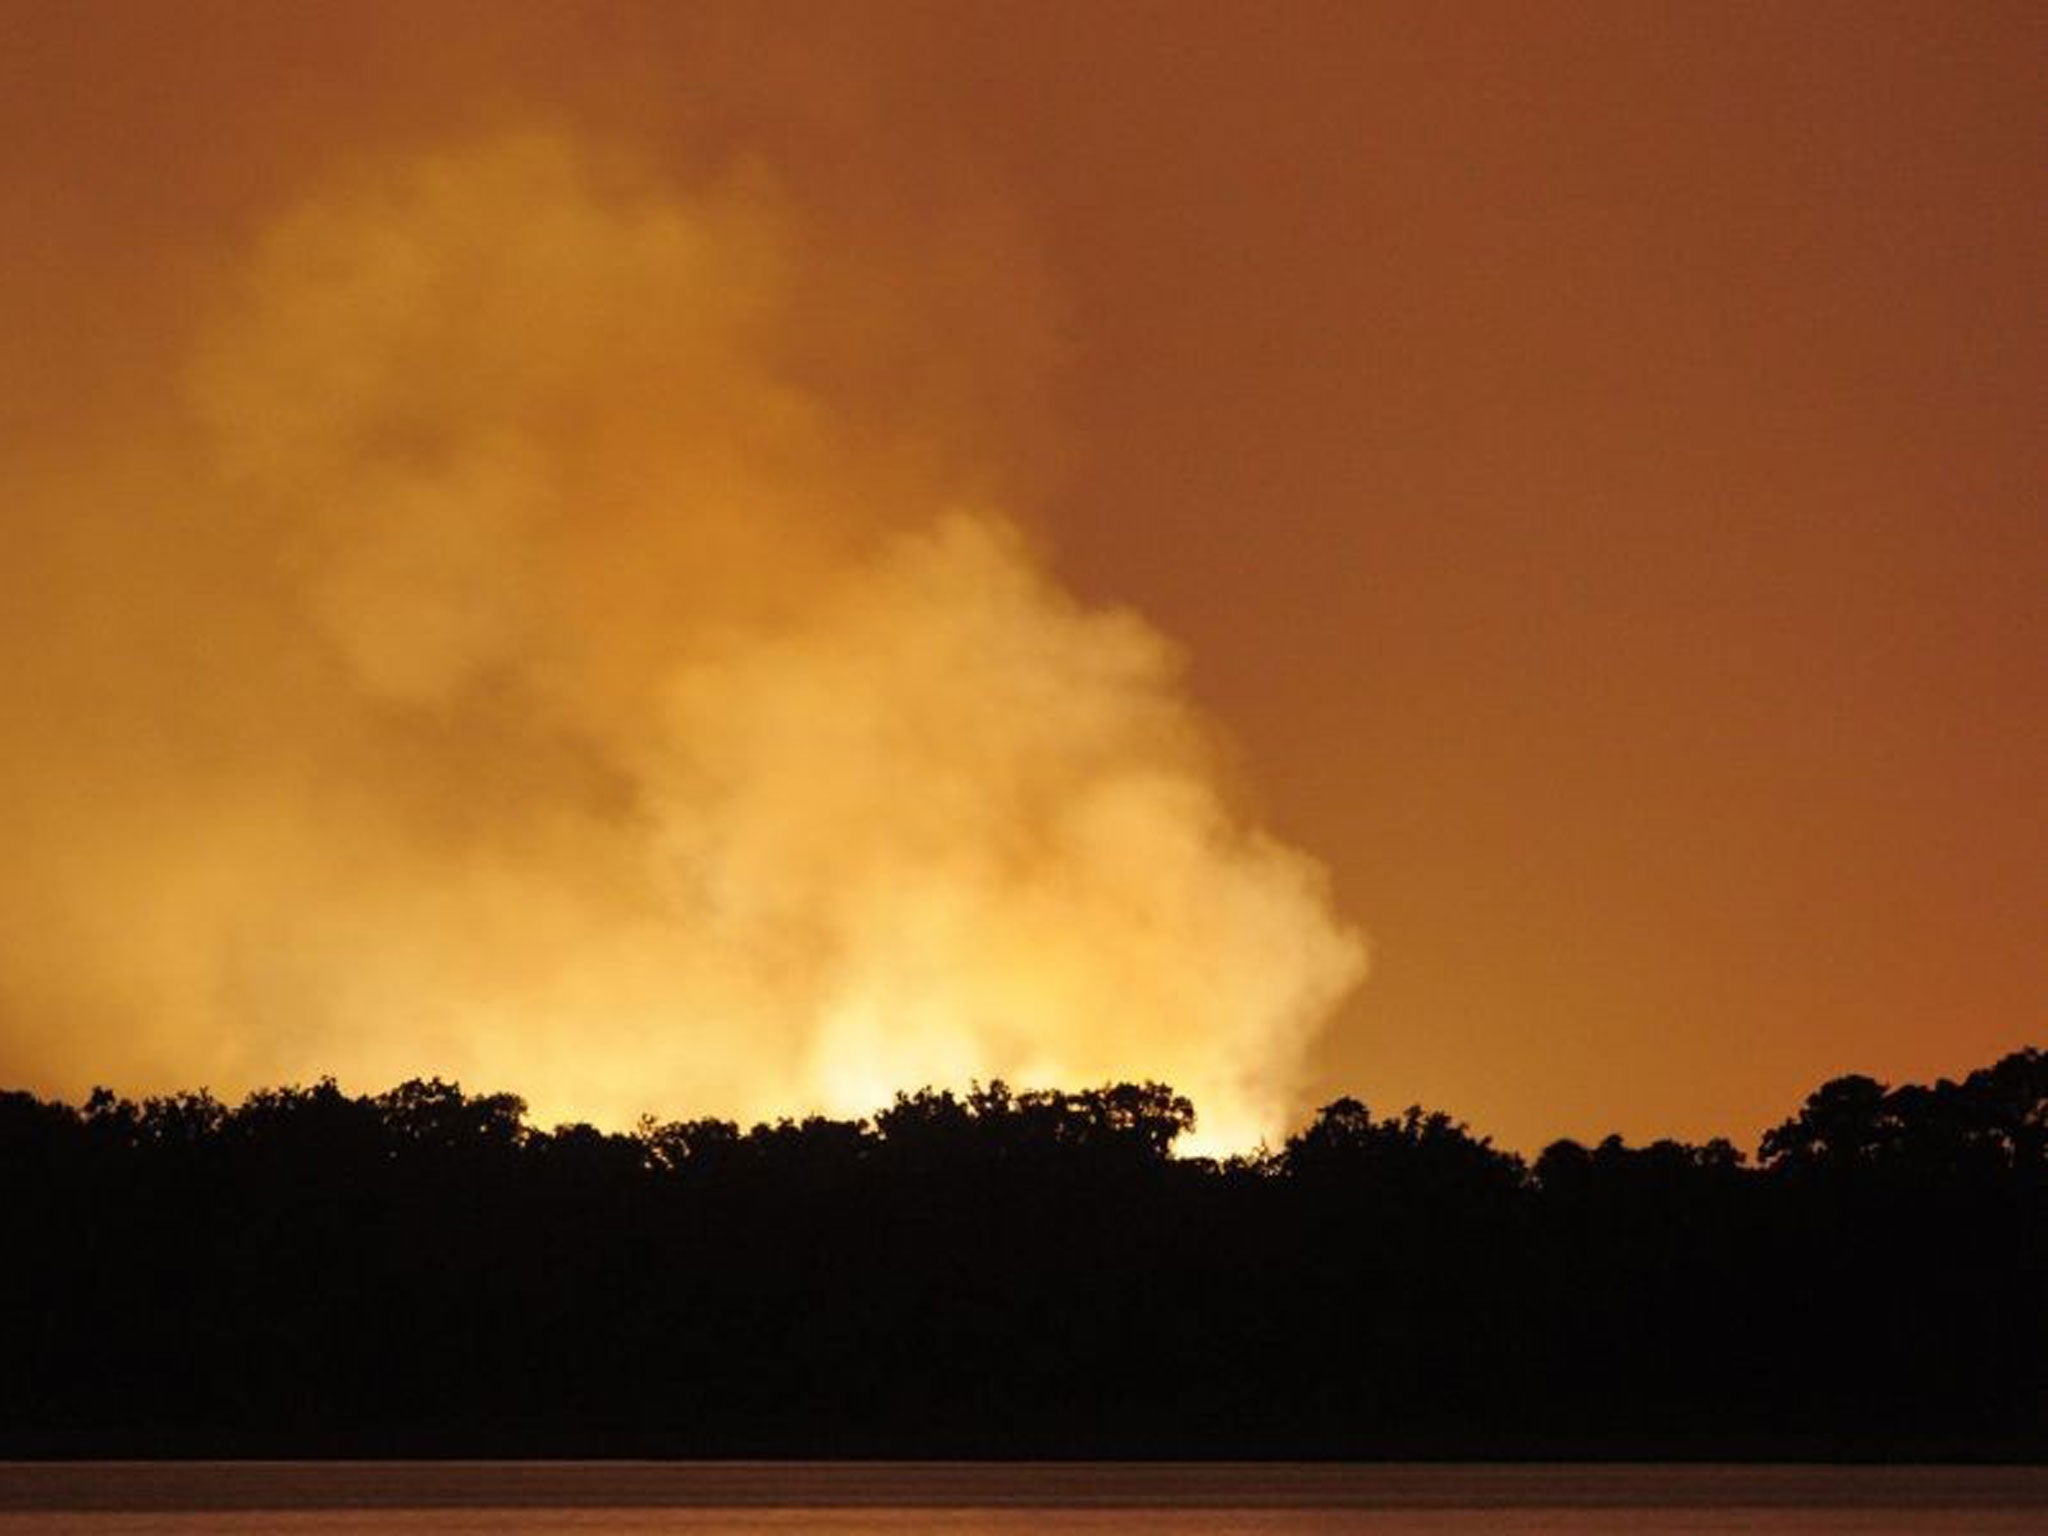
4,1463,2046,1535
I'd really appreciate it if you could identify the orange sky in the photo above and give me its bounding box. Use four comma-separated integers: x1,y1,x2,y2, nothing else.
1,3,2040,1151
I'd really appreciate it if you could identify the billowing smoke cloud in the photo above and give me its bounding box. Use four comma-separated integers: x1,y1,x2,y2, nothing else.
0,131,1362,1150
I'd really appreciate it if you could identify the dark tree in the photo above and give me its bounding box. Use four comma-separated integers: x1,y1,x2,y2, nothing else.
1,1047,2040,1459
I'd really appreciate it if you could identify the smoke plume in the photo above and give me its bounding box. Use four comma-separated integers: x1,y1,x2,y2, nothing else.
0,130,1362,1150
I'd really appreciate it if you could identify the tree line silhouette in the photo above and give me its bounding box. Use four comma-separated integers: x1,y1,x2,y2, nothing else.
2,1049,2041,1457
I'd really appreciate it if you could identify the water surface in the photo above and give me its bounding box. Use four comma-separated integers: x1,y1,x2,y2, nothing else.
4,1462,2044,1534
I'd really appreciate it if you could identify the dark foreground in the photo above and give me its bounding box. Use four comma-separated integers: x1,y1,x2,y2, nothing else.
7,1461,2048,1510
3,1049,2043,1459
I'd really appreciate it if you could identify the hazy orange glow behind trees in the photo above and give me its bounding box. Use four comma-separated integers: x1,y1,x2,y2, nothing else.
0,3,2040,1151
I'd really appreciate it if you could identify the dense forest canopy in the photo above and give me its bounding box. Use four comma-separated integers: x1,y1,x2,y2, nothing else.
4,1049,2042,1458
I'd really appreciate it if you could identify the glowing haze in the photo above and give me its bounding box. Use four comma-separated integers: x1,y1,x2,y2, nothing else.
10,5,2037,1157
0,132,1362,1149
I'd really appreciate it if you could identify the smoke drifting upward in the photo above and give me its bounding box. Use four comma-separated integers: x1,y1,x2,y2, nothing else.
1,131,1363,1151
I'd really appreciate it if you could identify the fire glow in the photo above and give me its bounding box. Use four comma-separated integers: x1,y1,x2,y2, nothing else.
0,135,1363,1153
